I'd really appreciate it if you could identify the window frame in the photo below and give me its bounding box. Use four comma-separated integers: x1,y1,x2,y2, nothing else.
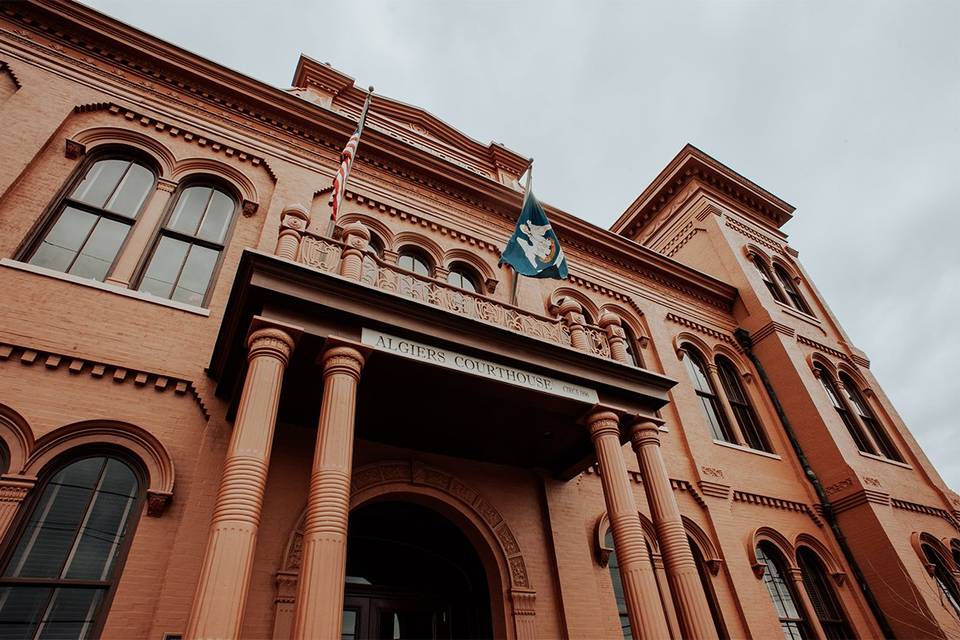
689,536,728,640
681,345,736,443
715,356,772,452
756,542,811,639
837,373,902,462
132,178,240,309
19,149,159,282
814,364,876,455
751,254,788,305
0,448,147,640
773,264,813,315
396,246,434,278
796,547,854,640
446,262,481,293
922,544,960,618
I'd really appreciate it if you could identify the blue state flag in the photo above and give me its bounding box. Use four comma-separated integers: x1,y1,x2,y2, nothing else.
499,189,569,279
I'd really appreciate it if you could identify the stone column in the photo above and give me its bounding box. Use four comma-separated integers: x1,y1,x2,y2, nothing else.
587,410,671,640
275,203,311,260
0,475,35,541
290,344,366,640
788,566,829,640
598,311,631,364
559,298,590,351
629,420,719,640
339,221,370,280
105,178,177,288
185,324,297,640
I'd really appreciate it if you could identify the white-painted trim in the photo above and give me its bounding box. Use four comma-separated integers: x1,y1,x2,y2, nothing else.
712,438,782,460
0,259,210,316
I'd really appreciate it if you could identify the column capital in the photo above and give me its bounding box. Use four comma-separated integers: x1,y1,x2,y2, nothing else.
248,328,296,365
321,345,366,380
280,203,311,231
156,178,178,193
341,220,371,250
585,410,621,439
628,420,661,450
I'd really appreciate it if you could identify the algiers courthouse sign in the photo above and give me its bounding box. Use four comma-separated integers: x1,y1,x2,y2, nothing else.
361,328,599,404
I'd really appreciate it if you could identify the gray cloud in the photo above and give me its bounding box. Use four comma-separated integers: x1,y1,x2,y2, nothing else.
81,0,960,486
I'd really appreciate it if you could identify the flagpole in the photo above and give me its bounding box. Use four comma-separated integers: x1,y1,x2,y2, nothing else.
509,160,534,306
327,86,374,238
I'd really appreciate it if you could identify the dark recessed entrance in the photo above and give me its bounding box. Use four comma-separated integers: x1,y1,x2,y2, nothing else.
343,501,493,640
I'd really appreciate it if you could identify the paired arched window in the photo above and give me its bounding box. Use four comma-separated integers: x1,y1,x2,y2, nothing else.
923,545,960,617
681,346,772,451
681,346,734,443
396,247,432,277
27,156,156,282
368,234,385,259
749,253,813,316
715,356,771,452
796,547,853,640
446,262,480,293
137,183,236,307
0,453,144,638
756,542,810,639
22,149,241,308
814,364,901,461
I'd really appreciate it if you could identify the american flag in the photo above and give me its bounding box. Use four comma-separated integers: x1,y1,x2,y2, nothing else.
330,89,373,223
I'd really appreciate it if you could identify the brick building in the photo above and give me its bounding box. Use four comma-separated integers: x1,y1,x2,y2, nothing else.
1,1,959,638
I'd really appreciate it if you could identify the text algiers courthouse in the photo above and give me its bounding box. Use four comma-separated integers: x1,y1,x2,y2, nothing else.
1,2,958,639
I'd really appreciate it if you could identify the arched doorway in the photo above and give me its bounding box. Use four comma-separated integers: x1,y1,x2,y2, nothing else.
343,500,493,639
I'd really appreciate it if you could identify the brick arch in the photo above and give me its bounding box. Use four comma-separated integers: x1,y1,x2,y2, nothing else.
548,287,599,323
683,515,724,575
22,420,175,517
0,403,34,474
393,231,444,270
338,212,395,252
795,533,847,585
275,460,536,640
674,331,713,361
170,157,260,209
70,126,176,177
748,526,797,578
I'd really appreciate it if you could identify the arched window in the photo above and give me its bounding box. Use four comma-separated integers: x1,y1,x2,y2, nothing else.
137,183,236,307
796,547,853,640
446,263,480,293
923,544,960,617
0,440,9,474
0,454,144,638
814,365,874,455
621,324,643,368
773,265,813,315
756,542,810,639
689,537,728,639
838,373,901,462
397,247,432,277
681,346,735,443
27,156,155,282
715,357,771,452
368,234,385,260
604,530,632,639
752,255,787,304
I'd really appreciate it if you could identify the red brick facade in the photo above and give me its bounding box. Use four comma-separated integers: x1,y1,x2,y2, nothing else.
1,2,958,638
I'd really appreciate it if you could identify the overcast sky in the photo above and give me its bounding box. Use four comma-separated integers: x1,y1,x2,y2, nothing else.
80,1,959,487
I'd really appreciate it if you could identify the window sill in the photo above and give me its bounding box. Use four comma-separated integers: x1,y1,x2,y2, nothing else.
0,259,210,316
712,439,782,460
858,450,912,470
775,302,822,328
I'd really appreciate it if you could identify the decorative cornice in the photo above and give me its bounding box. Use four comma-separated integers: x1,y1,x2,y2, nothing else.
74,102,277,182
891,498,960,532
0,341,209,420
666,313,737,345
752,321,795,344
733,490,823,527
723,216,788,256
698,480,731,500
831,488,891,514
796,334,853,364
0,59,20,88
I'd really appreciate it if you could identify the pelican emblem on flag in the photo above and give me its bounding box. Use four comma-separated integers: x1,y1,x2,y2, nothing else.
499,176,568,280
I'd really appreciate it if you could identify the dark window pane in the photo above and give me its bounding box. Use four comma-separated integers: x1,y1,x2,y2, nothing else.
398,251,430,276
105,163,153,218
64,492,135,580
447,268,477,292
168,186,211,236
839,374,901,461
36,587,104,640
717,358,770,451
754,257,787,303
817,368,874,454
139,237,190,299
6,482,93,578
52,458,104,490
196,189,234,243
68,218,129,281
757,544,809,639
341,608,358,640
0,585,49,640
172,245,218,306
70,160,128,209
797,549,853,640
98,459,138,498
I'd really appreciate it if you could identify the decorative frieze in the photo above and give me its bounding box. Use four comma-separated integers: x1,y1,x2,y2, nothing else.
723,216,788,256
796,334,854,364
666,313,737,345
0,341,209,419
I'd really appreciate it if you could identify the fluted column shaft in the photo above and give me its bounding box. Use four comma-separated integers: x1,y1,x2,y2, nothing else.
630,421,719,640
185,327,295,640
588,411,671,640
290,345,365,640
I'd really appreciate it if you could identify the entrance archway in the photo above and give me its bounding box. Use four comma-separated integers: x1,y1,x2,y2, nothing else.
273,460,537,640
343,500,492,639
